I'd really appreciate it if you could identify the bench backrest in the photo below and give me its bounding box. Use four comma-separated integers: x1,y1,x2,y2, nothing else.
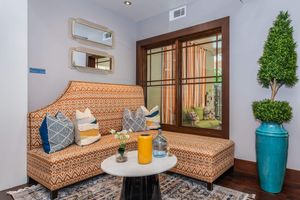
28,81,144,150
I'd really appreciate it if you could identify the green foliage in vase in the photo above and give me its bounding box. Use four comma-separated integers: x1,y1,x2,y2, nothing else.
118,144,126,156
252,99,292,124
110,129,132,157
253,11,298,124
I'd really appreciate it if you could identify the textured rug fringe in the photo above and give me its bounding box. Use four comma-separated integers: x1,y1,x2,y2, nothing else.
7,184,42,195
6,173,255,200
246,193,256,200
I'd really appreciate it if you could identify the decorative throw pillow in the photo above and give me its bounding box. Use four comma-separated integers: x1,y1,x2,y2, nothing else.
122,107,146,132
140,105,161,130
204,106,216,120
74,108,100,146
193,107,204,120
39,112,74,154
188,111,199,121
182,108,193,122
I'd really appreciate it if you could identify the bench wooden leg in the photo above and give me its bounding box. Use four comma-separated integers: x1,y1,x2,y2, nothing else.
27,177,37,184
228,166,234,174
28,177,58,199
50,190,58,200
207,182,213,191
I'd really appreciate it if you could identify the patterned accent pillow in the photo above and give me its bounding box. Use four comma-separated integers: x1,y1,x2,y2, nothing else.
140,105,161,130
122,107,146,132
39,112,74,154
193,107,204,120
204,106,216,120
189,111,199,121
74,108,100,146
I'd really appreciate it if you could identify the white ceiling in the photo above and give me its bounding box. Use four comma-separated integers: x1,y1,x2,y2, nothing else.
93,0,198,22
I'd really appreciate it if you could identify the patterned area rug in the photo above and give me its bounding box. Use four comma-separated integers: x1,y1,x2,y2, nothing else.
7,173,255,200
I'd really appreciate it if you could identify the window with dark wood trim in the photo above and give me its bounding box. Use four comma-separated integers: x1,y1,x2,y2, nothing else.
136,17,229,139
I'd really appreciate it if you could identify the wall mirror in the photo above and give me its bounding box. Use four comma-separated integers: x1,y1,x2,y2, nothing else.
71,18,114,47
71,47,113,72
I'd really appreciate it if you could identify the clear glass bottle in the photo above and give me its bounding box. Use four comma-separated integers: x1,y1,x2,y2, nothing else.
152,129,168,158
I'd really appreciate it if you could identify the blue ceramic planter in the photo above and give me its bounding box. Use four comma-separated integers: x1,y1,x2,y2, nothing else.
256,122,288,193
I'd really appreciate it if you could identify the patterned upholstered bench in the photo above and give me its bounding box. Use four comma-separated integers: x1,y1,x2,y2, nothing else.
27,81,234,199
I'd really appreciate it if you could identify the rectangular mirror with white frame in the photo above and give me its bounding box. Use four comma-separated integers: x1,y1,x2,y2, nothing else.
71,18,114,47
71,47,113,72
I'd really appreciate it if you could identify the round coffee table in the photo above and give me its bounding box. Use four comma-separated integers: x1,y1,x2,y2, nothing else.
101,150,177,200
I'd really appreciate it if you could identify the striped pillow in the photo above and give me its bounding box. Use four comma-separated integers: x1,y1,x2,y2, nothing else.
74,108,100,146
141,106,161,130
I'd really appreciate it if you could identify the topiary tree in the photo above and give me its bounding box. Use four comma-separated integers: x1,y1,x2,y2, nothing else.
253,11,298,124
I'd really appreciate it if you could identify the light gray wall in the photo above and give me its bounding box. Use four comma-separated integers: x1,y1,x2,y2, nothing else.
138,0,241,40
29,0,137,111
138,0,300,170
0,0,28,190
27,0,300,172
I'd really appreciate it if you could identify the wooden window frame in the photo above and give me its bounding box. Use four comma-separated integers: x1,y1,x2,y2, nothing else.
136,17,229,139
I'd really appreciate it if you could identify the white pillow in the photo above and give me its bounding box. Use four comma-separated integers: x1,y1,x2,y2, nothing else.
140,105,161,130
74,108,100,146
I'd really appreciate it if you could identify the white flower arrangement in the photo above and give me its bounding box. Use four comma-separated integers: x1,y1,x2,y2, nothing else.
110,129,132,146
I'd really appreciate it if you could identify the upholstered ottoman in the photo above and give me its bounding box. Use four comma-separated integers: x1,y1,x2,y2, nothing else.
163,131,234,189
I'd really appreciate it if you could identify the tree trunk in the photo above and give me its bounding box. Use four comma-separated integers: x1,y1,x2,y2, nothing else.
270,79,282,101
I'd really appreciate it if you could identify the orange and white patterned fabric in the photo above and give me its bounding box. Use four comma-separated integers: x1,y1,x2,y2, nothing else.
27,81,144,150
27,133,140,190
27,81,234,191
163,131,234,183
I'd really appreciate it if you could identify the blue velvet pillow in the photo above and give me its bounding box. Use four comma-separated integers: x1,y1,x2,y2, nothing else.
39,112,74,154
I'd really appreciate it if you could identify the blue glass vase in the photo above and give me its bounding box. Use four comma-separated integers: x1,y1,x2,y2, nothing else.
153,129,168,158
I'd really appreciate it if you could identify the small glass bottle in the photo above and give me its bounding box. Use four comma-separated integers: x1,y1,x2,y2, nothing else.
153,129,168,158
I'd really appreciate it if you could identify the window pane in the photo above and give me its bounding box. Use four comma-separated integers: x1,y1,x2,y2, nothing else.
182,83,222,130
96,57,111,70
147,46,175,54
146,44,176,125
182,35,219,47
181,33,222,130
147,87,161,110
147,45,175,82
147,80,175,87
147,86,176,125
150,53,162,80
215,53,222,76
184,77,221,84
147,55,150,81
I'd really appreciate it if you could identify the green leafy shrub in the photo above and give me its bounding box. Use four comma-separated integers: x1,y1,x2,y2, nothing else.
258,11,298,92
253,11,298,124
252,100,292,124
